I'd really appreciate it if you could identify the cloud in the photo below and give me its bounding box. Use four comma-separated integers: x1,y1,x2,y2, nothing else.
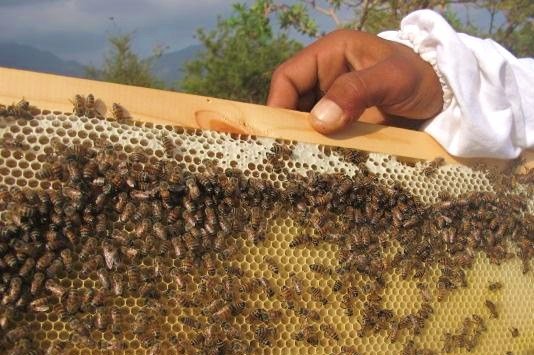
0,0,252,63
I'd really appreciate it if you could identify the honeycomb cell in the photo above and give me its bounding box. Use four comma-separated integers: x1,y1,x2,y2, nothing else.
0,112,532,354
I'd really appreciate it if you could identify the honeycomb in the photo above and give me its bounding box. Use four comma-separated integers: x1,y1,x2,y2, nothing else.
0,108,533,355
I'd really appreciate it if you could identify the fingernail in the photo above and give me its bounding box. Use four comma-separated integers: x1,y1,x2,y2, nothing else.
311,98,344,128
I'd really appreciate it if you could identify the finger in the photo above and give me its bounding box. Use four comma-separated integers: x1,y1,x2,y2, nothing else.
266,51,319,109
310,55,418,134
267,31,352,109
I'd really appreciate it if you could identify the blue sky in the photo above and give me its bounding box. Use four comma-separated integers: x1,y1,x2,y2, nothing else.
0,0,492,65
0,0,317,65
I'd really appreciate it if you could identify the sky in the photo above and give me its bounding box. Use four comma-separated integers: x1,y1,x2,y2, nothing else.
0,0,492,66
0,0,260,65
0,0,330,66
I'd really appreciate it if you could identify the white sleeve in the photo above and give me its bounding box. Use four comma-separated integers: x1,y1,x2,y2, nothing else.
378,9,534,159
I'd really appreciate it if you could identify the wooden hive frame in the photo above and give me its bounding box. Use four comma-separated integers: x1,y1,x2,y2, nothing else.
0,66,532,170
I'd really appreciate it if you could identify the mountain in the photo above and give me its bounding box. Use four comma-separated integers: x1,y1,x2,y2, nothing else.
0,42,86,77
0,42,202,89
147,45,202,88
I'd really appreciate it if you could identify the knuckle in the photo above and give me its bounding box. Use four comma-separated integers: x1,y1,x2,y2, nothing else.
271,63,289,82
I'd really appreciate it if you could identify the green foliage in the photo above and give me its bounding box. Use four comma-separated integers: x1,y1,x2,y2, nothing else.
485,0,534,57
180,0,302,103
85,33,163,88
269,0,532,57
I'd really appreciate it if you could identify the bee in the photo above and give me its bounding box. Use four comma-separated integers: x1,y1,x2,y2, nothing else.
293,325,319,346
94,306,109,330
111,273,124,296
170,236,186,260
202,299,226,317
203,253,217,276
484,299,498,318
85,93,98,118
332,280,343,292
509,327,519,337
279,285,295,309
139,282,158,298
2,252,17,269
310,286,328,305
289,272,304,295
239,277,261,293
45,341,68,355
255,326,275,346
320,323,339,341
160,134,175,158
289,233,316,248
212,301,246,322
244,225,265,245
29,296,51,312
111,102,129,122
488,281,503,291
186,176,201,200
45,279,66,298
30,272,45,295
79,237,98,260
264,256,280,274
18,257,35,278
153,222,167,241
65,289,81,314
136,218,152,236
102,241,119,270
90,288,108,308
6,324,30,342
181,255,194,274
472,314,487,332
71,94,85,116
36,251,55,270
310,263,333,276
2,276,22,305
68,318,92,343
189,332,206,348
110,307,122,335
266,309,283,323
340,345,361,354
46,258,64,277
179,316,202,329
296,307,321,322
270,142,293,158
416,282,433,302
81,254,104,277
423,157,445,177
59,248,73,271
1,135,26,150
259,277,275,298
224,264,244,277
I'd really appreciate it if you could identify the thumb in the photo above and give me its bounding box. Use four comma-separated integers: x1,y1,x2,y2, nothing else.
310,56,413,134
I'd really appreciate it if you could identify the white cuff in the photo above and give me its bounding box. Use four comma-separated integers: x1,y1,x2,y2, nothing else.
379,10,534,159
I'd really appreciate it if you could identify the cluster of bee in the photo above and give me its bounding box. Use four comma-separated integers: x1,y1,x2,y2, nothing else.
0,98,38,119
69,94,101,119
0,138,288,354
69,94,130,122
333,147,368,164
442,314,487,353
0,113,532,354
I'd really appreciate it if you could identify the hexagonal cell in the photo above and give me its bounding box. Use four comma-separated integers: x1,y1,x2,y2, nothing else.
0,113,531,354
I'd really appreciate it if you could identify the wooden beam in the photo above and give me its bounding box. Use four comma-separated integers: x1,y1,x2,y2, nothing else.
0,67,531,170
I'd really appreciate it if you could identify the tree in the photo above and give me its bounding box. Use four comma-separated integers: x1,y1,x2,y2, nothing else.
180,0,303,103
86,33,164,89
275,0,533,57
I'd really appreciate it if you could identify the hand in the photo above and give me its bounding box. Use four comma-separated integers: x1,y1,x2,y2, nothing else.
267,29,443,134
